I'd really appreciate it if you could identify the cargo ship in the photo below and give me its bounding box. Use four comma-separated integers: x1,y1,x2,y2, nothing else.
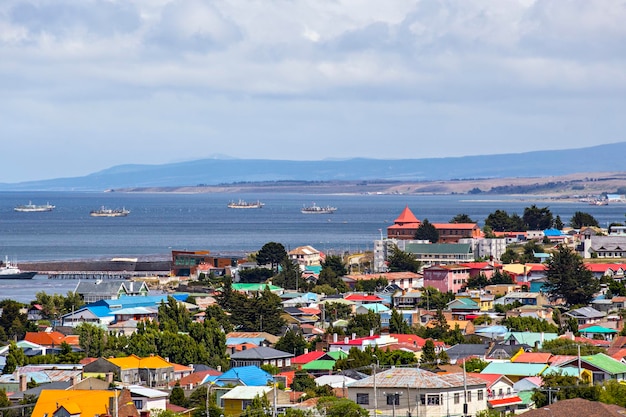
301,203,337,214
90,206,131,217
227,199,265,209
14,201,55,212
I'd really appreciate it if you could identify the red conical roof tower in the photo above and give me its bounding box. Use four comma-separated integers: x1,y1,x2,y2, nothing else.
393,205,420,225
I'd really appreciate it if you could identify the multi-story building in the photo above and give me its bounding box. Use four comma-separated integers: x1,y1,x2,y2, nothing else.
422,264,471,293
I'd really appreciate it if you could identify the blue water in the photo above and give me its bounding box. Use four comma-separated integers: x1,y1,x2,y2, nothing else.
1,190,624,303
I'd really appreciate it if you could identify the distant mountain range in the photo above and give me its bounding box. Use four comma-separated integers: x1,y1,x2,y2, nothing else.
2,142,625,191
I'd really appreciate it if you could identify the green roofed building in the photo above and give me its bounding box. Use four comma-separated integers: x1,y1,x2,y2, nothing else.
404,243,474,266
231,283,283,294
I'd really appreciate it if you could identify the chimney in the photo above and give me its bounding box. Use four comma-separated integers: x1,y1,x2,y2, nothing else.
344,337,349,344
19,374,27,392
333,333,338,343
304,348,309,354
106,372,114,383
352,333,356,340
369,329,374,337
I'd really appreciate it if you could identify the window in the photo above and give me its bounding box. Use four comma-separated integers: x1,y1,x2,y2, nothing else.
454,393,460,404
242,400,253,410
467,391,472,402
133,400,144,410
477,390,483,401
507,388,511,395
426,395,440,406
356,394,369,405
386,394,400,405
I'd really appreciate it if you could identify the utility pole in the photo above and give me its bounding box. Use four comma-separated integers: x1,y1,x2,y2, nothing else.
462,361,468,417
372,354,379,417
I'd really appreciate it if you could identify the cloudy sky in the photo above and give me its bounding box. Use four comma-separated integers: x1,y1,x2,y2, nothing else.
1,0,625,183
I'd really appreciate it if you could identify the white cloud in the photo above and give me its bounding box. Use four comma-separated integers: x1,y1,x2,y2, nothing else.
0,0,625,182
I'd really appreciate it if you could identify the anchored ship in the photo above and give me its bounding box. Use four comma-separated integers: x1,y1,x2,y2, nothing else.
228,199,265,209
0,257,36,279
14,201,55,212
301,203,337,214
90,206,130,217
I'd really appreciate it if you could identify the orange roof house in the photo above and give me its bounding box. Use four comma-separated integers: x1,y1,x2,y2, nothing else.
32,388,138,417
24,331,79,347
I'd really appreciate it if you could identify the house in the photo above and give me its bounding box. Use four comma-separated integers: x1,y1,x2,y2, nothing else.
554,353,626,383
346,367,488,417
343,272,423,291
288,246,322,269
169,369,223,390
497,291,547,307
74,280,149,303
392,290,422,309
564,307,606,326
405,243,474,267
31,388,139,417
446,298,480,319
423,264,471,293
127,385,169,413
502,332,558,349
518,397,626,417
579,325,618,341
210,366,274,387
221,385,291,417
229,347,293,370
579,235,626,259
480,362,548,382
24,331,79,349
468,373,523,414
225,332,280,347
60,293,189,328
83,354,175,388
444,344,491,364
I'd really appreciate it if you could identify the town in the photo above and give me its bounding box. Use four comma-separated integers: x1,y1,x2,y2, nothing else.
3,204,626,417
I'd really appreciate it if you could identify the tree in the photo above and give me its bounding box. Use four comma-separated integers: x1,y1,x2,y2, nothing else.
450,213,475,223
544,245,600,306
241,394,272,417
3,342,27,374
346,311,381,337
272,258,302,291
420,339,438,369
387,245,421,273
318,255,348,292
316,397,369,417
462,357,489,372
500,247,520,264
554,215,564,230
256,242,288,273
485,210,515,232
275,330,308,356
0,300,32,341
239,267,274,283
388,309,411,334
570,211,599,228
414,218,439,243
322,255,348,277
76,322,105,358
523,205,553,230
170,383,188,407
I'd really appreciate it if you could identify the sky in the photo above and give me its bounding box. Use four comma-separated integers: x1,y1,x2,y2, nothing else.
1,0,626,183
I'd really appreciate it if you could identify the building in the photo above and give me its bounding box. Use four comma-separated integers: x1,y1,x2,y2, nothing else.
347,367,488,417
83,354,175,388
288,246,323,269
229,347,293,370
386,206,421,240
171,250,235,277
422,264,471,293
74,280,149,303
432,223,482,243
405,243,474,267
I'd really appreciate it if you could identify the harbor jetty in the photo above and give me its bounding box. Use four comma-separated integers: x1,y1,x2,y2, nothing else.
18,257,171,280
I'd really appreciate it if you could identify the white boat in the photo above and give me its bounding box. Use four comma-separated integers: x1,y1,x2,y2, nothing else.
227,199,265,209
0,257,36,279
90,206,130,217
301,203,337,214
14,201,55,212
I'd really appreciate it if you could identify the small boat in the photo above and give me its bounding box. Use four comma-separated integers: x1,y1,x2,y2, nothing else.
14,201,55,212
90,206,130,217
227,199,265,209
0,257,36,279
589,199,608,206
301,203,337,214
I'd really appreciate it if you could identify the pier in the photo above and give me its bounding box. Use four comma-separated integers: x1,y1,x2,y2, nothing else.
46,271,170,280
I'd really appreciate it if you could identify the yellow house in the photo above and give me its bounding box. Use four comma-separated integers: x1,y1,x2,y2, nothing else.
31,388,138,417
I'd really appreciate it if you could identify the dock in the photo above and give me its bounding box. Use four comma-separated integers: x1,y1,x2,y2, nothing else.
46,271,171,280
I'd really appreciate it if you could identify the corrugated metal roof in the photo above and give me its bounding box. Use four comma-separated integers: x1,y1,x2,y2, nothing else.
347,368,486,390
221,386,272,400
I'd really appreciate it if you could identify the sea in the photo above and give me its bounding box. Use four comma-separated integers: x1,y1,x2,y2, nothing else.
1,190,624,303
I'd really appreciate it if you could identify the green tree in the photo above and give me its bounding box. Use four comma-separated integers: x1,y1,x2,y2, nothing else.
462,357,489,372
414,218,439,243
540,338,604,356
570,211,600,228
500,247,520,264
322,255,348,277
520,240,544,263
450,214,475,223
291,371,317,392
158,296,192,333
256,242,288,273
4,342,27,374
544,245,600,306
500,316,559,333
532,372,600,407
523,205,553,230
170,383,188,407
346,311,381,337
0,300,32,341
317,397,369,417
272,258,302,290
241,394,272,417
388,309,411,334
355,277,387,293
420,339,438,369
554,215,564,230
387,245,421,273
76,322,105,358
275,330,308,356
239,267,274,283
485,210,514,232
